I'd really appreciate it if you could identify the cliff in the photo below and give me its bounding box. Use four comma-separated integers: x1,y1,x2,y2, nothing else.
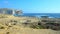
0,8,22,15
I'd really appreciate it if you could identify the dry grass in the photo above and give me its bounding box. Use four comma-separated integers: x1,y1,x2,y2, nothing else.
0,14,60,34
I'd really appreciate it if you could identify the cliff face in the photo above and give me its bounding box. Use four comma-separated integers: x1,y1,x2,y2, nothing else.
0,8,12,14
0,8,22,15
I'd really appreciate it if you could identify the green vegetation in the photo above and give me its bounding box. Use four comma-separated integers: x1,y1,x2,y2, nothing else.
30,25,45,29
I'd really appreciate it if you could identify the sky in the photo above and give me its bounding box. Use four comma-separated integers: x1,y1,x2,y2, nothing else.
0,0,60,13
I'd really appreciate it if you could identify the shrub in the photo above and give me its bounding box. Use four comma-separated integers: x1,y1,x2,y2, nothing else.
0,26,5,29
6,32,9,34
30,25,45,29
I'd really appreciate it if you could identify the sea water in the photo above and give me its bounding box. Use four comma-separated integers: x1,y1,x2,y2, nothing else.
14,13,60,18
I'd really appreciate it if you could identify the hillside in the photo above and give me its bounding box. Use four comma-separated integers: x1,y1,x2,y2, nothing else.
0,14,60,34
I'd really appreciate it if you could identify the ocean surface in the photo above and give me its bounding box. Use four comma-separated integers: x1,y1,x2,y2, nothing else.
14,13,60,18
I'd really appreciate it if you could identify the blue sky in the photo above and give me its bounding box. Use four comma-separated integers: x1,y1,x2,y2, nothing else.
0,0,60,13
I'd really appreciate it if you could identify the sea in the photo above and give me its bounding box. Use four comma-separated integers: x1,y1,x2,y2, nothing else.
14,13,60,18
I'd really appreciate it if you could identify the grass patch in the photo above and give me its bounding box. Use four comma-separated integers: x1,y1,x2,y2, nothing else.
30,25,45,29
